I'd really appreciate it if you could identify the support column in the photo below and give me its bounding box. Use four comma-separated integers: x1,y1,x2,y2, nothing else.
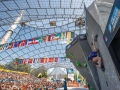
0,10,24,44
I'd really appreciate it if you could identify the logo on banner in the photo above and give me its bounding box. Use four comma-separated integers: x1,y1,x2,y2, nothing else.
104,36,108,42
108,6,119,33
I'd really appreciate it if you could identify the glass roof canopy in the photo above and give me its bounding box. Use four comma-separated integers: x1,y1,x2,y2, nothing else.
0,0,94,70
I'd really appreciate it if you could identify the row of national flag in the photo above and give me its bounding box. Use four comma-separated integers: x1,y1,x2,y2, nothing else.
14,57,67,65
0,32,74,51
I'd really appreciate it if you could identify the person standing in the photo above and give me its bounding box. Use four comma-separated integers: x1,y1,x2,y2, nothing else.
64,78,67,90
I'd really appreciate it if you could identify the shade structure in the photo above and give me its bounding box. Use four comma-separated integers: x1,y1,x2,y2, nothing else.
0,0,94,70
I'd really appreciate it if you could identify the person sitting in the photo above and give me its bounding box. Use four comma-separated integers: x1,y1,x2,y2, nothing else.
87,35,105,71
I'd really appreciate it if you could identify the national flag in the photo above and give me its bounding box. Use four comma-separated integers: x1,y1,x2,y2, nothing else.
18,41,22,47
7,43,14,49
13,42,18,48
36,37,41,43
21,59,26,64
46,58,49,62
60,33,64,39
48,35,51,41
40,58,44,63
47,58,54,62
40,58,47,63
50,34,54,41
28,38,39,45
66,32,71,39
14,61,18,65
35,58,40,63
32,58,36,63
67,32,75,44
39,37,43,43
18,59,22,64
64,32,71,44
27,39,32,45
18,40,27,47
64,32,67,39
54,58,58,62
50,33,61,41
43,36,49,42
0,44,4,50
54,33,61,40
44,58,47,63
27,58,33,64
3,43,9,50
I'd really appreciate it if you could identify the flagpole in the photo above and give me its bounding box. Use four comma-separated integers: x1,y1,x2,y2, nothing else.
0,10,24,44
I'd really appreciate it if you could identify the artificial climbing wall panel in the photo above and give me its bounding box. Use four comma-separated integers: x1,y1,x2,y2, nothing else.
66,39,100,90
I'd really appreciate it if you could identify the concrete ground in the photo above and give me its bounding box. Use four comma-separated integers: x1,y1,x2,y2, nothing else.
58,87,89,90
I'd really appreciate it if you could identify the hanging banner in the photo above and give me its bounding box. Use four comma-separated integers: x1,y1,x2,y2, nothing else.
0,32,75,51
14,57,67,65
103,0,120,47
68,74,74,80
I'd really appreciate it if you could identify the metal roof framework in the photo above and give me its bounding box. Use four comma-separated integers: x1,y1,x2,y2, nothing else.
0,0,94,70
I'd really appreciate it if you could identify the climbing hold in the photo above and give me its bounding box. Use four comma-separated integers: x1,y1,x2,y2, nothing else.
69,53,74,58
76,61,82,66
65,55,69,58
89,87,93,90
82,63,87,67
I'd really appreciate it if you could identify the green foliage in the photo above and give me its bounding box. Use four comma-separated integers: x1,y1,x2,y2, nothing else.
31,65,47,77
5,58,31,73
38,72,47,78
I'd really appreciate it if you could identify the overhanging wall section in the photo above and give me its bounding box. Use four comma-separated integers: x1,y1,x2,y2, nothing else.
85,5,120,90
66,36,100,90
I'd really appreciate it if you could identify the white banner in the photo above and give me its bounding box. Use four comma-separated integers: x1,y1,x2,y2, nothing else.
68,74,74,80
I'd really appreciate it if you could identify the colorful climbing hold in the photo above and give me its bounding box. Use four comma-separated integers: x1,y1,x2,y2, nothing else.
65,55,69,58
82,63,87,67
69,53,74,58
76,61,82,66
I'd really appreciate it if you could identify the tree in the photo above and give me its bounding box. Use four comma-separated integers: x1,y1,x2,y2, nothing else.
37,72,48,78
5,58,31,73
31,65,47,77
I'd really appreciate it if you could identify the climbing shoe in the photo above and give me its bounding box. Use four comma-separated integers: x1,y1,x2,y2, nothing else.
100,66,105,72
94,34,98,41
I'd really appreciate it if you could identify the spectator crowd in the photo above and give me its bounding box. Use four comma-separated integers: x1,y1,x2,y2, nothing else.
0,70,63,90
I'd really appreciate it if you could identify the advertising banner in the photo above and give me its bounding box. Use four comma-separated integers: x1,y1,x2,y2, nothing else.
104,0,120,47
68,74,74,80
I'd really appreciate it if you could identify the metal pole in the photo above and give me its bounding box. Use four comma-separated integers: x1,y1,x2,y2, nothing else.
0,10,24,44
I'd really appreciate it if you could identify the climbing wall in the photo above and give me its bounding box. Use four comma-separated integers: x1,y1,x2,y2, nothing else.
85,4,120,90
66,36,100,90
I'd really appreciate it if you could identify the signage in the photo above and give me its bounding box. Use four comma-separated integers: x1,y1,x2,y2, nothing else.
67,82,80,87
68,74,74,80
104,0,120,47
